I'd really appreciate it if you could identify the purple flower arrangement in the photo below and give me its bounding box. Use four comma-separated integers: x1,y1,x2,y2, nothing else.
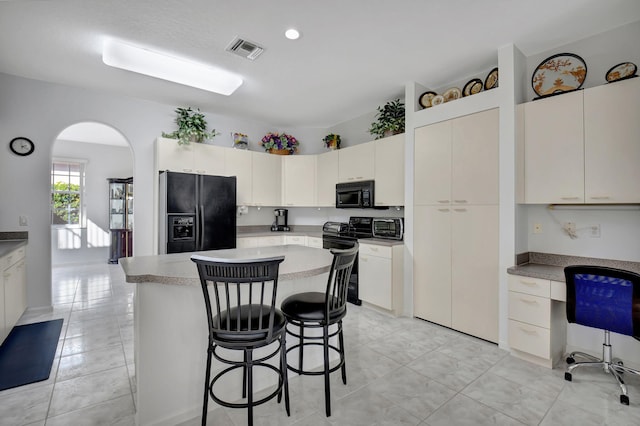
260,132,299,154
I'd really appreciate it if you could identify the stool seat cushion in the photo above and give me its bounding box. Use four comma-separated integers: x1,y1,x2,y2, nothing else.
213,304,285,343
281,292,346,322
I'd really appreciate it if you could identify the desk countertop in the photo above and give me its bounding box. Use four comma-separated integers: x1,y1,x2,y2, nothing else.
507,252,640,282
120,244,334,286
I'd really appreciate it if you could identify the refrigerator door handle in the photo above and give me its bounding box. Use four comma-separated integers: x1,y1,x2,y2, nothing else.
199,205,205,250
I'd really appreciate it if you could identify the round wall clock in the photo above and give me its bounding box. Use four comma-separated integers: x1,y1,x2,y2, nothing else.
9,137,35,156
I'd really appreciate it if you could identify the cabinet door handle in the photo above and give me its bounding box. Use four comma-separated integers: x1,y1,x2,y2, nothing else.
590,196,611,200
520,298,538,305
437,200,450,204
453,208,467,212
560,197,581,201
437,208,450,212
453,200,468,204
519,327,538,335
521,280,539,287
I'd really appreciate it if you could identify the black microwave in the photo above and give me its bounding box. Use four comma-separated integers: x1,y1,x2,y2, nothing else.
336,180,374,208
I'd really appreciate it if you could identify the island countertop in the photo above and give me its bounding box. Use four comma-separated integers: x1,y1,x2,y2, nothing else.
120,244,335,286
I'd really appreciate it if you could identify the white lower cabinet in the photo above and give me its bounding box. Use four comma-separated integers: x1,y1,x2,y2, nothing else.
306,237,323,248
1,245,27,344
358,243,403,315
284,235,307,246
507,275,566,368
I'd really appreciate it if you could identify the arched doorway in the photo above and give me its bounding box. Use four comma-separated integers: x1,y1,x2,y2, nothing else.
50,122,133,266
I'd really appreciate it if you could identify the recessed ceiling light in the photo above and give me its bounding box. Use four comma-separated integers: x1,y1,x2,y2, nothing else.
285,29,300,40
102,39,243,96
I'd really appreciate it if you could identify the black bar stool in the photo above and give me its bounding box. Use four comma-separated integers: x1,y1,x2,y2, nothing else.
191,254,290,426
280,243,358,417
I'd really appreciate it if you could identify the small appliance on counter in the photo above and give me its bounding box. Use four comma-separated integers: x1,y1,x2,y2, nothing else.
372,217,404,240
271,208,290,231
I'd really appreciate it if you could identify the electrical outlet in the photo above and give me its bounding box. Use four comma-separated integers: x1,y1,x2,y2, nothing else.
19,215,28,226
533,223,543,234
590,224,601,238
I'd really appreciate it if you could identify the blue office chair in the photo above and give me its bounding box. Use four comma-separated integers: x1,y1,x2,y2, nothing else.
563,265,640,405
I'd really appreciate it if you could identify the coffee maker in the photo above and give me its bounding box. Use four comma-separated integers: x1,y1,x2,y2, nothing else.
271,209,290,231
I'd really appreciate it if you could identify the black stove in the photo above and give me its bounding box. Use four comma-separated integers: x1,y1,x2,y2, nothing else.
321,217,373,305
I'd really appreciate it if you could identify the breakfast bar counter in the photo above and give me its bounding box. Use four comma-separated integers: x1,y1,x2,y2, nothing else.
120,245,334,426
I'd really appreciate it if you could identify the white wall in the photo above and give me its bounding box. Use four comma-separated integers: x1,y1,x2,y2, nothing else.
0,73,331,309
51,139,133,265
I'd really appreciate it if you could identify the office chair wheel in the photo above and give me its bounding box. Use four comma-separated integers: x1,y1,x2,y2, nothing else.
565,372,572,382
566,357,575,364
620,394,629,405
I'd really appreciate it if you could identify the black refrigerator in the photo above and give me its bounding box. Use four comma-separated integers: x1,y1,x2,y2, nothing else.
159,171,236,254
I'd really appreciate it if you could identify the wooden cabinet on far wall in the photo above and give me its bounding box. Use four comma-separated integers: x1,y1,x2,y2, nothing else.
251,152,281,206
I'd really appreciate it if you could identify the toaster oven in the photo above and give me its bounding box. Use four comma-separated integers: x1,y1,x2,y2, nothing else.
372,218,403,240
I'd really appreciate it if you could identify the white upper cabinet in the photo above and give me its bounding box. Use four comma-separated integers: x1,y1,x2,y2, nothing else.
224,149,253,206
414,120,452,206
584,77,640,203
282,155,316,207
523,90,585,203
316,150,339,207
251,152,281,206
193,143,226,176
156,137,196,173
415,108,498,206
451,109,499,205
338,143,375,182
374,134,404,206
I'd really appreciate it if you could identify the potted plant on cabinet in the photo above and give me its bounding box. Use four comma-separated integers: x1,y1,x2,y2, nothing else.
322,133,341,150
162,107,219,146
260,132,299,154
368,98,405,139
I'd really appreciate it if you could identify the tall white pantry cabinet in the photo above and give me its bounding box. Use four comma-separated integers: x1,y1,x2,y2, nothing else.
413,108,499,343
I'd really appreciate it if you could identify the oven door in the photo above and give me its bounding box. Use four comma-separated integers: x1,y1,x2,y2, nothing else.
323,235,361,305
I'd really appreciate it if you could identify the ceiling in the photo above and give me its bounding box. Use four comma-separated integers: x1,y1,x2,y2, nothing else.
2,0,640,130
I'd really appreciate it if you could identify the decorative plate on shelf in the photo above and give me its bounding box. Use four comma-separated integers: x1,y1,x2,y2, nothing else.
431,95,445,106
418,91,437,109
484,67,499,90
605,62,637,83
443,87,461,102
532,53,587,97
463,78,483,96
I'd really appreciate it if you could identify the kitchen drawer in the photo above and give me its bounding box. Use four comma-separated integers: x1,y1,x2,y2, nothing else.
508,319,551,359
2,246,26,269
285,235,307,246
508,292,551,328
508,275,550,298
359,243,392,258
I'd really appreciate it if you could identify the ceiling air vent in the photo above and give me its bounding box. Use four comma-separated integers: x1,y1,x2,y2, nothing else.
225,37,265,61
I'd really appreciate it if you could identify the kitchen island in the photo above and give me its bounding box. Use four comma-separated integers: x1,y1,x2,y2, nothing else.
120,245,334,426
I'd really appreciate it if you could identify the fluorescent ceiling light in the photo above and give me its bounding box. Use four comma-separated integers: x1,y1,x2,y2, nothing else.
285,29,300,40
102,39,243,96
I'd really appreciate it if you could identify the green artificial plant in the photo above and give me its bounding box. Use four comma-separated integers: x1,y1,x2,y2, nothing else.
162,107,218,145
368,98,405,139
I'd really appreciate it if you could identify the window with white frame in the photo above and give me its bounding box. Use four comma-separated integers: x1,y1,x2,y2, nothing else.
51,160,85,226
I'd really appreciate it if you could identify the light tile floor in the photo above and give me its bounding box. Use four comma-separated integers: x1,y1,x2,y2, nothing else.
1,262,639,425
